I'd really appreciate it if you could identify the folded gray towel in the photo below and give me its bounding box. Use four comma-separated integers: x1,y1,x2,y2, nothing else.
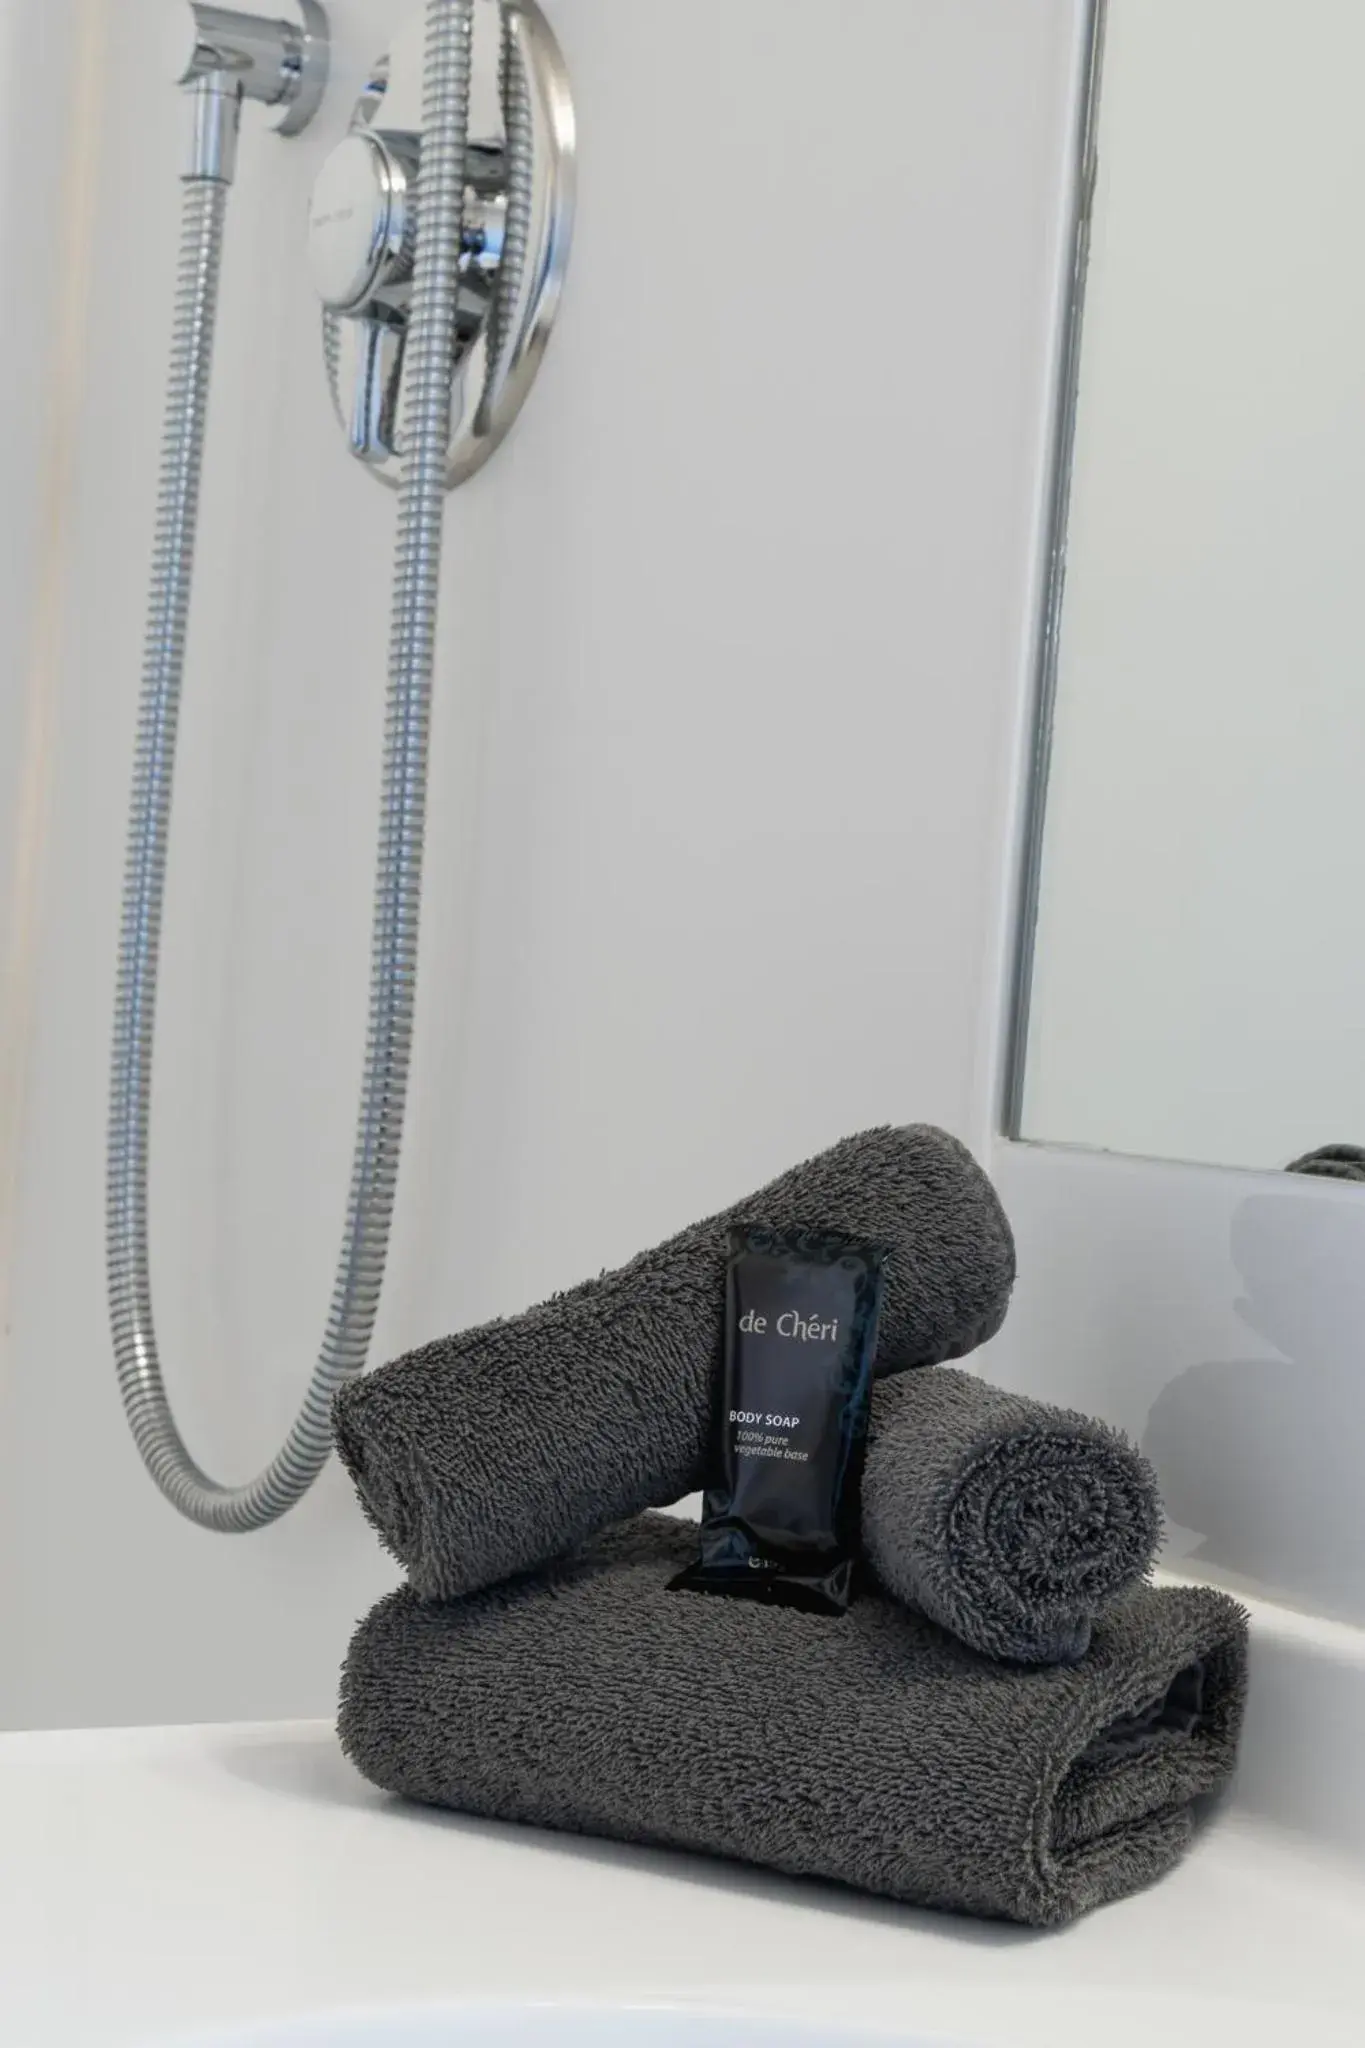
340,1514,1248,1928
334,1126,1014,1602
862,1369,1163,1664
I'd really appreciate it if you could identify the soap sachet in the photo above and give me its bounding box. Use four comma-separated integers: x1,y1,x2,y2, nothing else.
669,1224,886,1613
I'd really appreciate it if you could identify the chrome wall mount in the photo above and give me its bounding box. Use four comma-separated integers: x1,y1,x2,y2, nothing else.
166,0,330,180
168,1,330,131
307,0,575,489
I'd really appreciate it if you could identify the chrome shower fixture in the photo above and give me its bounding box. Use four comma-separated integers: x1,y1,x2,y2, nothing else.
108,0,574,1532
166,1,330,180
167,1,331,121
308,0,575,488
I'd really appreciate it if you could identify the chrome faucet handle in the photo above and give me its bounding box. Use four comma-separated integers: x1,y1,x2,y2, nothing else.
307,130,420,315
164,0,330,135
307,126,421,465
346,316,405,465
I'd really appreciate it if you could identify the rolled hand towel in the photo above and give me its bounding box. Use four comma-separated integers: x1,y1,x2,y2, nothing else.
339,1514,1248,1929
334,1125,1014,1602
862,1368,1163,1664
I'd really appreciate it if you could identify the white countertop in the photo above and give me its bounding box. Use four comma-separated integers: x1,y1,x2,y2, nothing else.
1,1714,1363,2048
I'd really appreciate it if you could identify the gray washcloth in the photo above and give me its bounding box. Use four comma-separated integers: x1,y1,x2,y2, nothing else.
339,1514,1248,1929
862,1369,1163,1664
334,1125,1014,1602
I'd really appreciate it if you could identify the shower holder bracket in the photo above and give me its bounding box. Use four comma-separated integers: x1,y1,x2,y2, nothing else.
308,0,574,490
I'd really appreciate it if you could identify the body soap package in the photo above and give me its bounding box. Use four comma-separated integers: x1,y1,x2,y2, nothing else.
670,1224,886,1613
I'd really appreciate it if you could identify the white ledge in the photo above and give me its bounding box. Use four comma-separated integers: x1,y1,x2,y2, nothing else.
2,1592,1363,2048
1157,1563,1365,1865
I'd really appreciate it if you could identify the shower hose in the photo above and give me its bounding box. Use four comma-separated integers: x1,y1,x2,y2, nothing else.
107,0,529,1530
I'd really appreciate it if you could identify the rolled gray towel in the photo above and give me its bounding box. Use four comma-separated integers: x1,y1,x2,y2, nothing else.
862,1369,1163,1664
340,1514,1248,1929
334,1125,1014,1602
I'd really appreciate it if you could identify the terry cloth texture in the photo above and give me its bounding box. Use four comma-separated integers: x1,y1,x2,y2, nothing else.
862,1369,1163,1664
333,1125,1015,1602
340,1514,1248,1929
1286,1143,1365,1184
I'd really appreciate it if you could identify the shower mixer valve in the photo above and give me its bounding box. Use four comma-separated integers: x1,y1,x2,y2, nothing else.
307,0,575,489
308,131,425,314
307,128,507,316
307,124,509,466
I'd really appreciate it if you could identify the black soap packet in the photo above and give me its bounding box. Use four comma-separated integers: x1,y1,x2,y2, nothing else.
669,1222,887,1615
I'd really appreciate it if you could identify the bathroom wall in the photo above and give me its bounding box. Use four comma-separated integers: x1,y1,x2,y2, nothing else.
0,0,1084,1728
0,1,105,1404
988,1140,1365,1631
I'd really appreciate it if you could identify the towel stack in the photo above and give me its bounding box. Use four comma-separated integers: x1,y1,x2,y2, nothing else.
335,1126,1248,1928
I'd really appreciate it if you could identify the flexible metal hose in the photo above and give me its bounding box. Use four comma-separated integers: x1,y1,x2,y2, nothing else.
107,0,475,1531
477,4,534,430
